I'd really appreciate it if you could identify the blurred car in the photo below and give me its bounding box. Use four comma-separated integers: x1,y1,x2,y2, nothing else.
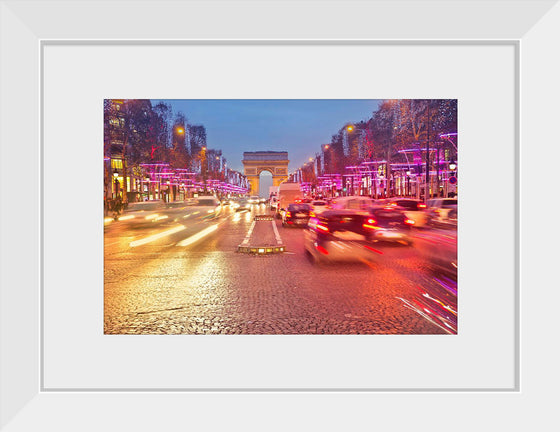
269,196,278,210
248,195,260,205
413,219,457,279
116,200,167,226
427,198,458,226
310,199,329,216
193,196,222,217
386,198,428,227
330,196,375,213
259,197,267,204
234,198,251,212
303,209,382,265
365,205,415,245
282,203,312,227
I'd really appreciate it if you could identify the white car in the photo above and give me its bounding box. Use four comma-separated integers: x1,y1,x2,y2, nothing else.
427,198,458,225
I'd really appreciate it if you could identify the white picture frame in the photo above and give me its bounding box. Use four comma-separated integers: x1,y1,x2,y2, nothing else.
1,0,557,430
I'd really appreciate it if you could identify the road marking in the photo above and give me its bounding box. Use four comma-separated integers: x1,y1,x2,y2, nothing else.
271,219,284,245
177,224,219,247
129,225,186,248
240,220,257,246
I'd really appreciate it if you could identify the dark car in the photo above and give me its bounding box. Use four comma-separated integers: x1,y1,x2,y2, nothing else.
303,209,383,265
387,198,429,227
365,205,415,245
282,203,312,227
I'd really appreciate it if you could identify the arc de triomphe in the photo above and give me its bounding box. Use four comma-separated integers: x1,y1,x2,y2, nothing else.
242,151,289,196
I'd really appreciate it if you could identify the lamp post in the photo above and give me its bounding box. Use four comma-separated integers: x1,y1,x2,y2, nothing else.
406,170,411,197
144,175,150,200
113,169,120,199
201,146,207,193
448,160,457,198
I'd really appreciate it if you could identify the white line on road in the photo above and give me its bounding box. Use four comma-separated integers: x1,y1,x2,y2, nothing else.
240,220,257,246
129,225,186,248
271,219,283,245
176,224,219,247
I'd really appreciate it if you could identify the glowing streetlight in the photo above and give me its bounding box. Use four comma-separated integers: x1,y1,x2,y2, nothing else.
346,125,354,132
112,169,120,199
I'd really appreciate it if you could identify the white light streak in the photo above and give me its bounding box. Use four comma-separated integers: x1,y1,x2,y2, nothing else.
129,225,186,247
118,215,135,221
177,224,219,247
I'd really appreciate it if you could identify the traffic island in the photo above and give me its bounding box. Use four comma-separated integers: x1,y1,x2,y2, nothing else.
237,214,286,254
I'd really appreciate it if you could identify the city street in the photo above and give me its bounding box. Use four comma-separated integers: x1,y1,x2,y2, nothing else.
104,203,457,335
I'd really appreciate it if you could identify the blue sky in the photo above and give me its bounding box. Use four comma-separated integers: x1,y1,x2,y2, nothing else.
152,99,381,196
152,99,381,172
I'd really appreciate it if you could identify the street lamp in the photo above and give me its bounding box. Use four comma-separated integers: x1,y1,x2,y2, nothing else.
406,170,411,197
113,169,119,199
449,161,457,171
201,146,207,193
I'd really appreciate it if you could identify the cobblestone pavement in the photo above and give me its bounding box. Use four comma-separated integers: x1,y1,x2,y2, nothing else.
104,205,453,335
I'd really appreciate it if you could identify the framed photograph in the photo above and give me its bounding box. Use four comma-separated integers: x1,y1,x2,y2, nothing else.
1,0,556,430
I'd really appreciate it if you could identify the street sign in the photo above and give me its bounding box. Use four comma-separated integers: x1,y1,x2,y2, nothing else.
448,176,457,185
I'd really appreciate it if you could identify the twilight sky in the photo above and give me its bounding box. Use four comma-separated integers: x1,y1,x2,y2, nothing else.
152,99,381,173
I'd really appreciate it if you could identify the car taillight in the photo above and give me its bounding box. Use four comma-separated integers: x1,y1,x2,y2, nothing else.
418,203,426,209
316,223,329,233
286,211,292,218
309,211,316,217
363,218,377,230
316,245,329,255
404,218,415,225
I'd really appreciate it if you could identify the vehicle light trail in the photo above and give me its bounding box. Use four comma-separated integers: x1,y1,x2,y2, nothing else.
129,225,186,247
177,224,219,247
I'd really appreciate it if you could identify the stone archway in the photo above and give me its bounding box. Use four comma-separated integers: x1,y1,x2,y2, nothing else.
242,151,289,196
